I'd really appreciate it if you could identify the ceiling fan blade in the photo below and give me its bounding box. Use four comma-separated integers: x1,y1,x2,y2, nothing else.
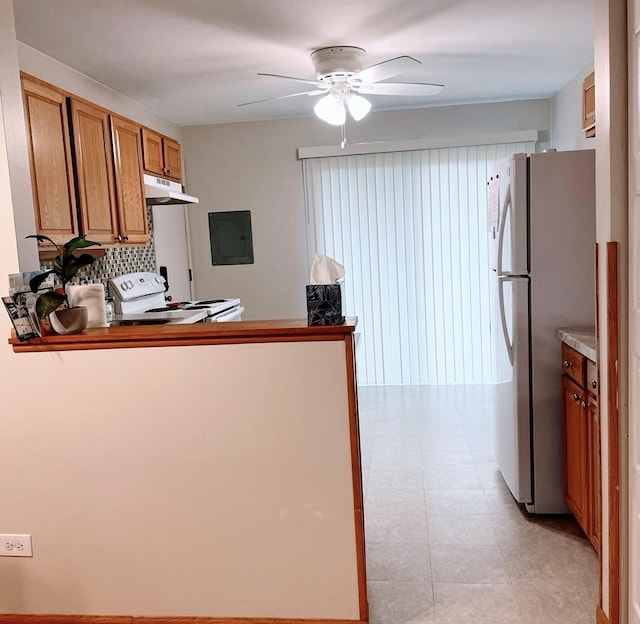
258,73,320,87
238,89,327,107
351,55,421,84
358,82,445,96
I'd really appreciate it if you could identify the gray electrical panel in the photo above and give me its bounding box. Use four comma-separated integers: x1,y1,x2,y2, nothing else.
208,211,254,265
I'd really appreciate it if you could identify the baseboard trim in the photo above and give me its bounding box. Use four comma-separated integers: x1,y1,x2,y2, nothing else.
0,616,367,624
596,606,610,624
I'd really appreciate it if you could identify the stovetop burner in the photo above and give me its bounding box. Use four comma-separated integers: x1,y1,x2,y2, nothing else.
143,299,239,314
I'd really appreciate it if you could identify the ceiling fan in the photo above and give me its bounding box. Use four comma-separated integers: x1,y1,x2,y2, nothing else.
239,46,445,127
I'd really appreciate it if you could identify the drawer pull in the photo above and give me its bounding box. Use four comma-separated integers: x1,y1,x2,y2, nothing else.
581,401,589,409
563,360,573,368
591,380,597,389
572,393,581,402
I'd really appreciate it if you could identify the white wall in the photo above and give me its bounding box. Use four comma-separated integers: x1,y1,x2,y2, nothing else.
0,340,360,619
181,99,552,320
552,62,595,150
0,0,37,269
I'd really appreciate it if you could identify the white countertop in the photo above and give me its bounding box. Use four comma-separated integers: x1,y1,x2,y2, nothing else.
557,327,597,361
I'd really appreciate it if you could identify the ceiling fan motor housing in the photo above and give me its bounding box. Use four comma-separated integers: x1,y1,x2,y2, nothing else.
311,46,366,82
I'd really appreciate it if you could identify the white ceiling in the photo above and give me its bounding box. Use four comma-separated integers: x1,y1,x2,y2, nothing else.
12,0,594,127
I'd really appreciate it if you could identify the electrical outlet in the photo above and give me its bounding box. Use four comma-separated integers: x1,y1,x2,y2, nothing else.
0,534,32,557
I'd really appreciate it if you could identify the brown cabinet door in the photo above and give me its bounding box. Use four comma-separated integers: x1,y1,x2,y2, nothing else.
163,137,182,181
561,343,586,386
562,375,588,532
582,71,595,134
69,99,118,245
21,76,79,245
111,116,148,245
141,127,164,176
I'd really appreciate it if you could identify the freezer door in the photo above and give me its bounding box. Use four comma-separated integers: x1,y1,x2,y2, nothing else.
488,154,528,275
492,273,532,504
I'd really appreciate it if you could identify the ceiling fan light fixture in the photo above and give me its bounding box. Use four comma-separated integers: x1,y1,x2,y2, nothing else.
314,93,346,126
347,94,372,121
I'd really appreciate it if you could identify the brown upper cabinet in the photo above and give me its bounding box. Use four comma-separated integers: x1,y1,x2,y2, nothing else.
21,74,150,248
69,98,119,245
21,76,79,245
110,116,148,244
581,71,595,138
141,128,182,182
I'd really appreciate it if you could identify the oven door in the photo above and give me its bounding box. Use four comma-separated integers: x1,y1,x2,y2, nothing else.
207,306,244,322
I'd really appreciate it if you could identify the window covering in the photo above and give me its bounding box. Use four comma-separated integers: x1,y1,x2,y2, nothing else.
303,139,536,385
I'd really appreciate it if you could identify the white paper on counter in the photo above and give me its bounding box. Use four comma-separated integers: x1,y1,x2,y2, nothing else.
67,284,107,328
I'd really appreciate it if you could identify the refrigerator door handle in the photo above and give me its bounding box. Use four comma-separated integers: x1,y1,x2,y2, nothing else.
496,183,512,276
498,276,514,367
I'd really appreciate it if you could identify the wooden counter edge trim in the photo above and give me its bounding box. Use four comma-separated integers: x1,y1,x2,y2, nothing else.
595,242,603,612
344,333,368,622
0,616,367,624
606,242,619,624
10,318,358,353
596,605,611,624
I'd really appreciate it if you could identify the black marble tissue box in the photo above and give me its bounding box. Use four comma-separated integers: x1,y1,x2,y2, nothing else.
306,284,345,326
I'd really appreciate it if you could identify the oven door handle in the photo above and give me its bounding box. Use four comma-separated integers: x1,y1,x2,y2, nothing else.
211,306,244,322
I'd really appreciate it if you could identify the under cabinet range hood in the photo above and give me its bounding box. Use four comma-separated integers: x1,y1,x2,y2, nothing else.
143,174,199,205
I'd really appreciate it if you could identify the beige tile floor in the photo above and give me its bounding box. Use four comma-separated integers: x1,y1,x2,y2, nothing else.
358,384,599,624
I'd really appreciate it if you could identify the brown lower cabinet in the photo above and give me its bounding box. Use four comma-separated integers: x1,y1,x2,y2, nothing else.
561,342,600,551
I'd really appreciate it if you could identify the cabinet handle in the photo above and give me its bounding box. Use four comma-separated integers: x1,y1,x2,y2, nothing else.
581,401,589,409
563,360,573,368
572,393,581,402
591,380,597,389
123,234,129,242
115,234,122,243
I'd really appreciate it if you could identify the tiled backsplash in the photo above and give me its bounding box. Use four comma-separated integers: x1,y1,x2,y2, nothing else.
41,207,157,298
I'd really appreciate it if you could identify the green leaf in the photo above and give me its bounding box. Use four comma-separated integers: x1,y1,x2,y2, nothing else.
63,237,101,253
35,292,66,319
64,253,96,282
29,270,54,293
25,234,59,249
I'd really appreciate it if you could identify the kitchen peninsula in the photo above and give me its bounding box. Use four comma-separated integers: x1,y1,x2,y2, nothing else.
4,319,367,624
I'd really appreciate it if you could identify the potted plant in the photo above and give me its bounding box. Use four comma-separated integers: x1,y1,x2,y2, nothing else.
27,234,101,333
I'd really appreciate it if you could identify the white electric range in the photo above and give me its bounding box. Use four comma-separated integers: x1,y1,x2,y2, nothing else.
108,272,243,324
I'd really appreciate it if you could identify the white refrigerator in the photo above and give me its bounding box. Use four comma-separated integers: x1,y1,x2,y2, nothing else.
488,149,595,514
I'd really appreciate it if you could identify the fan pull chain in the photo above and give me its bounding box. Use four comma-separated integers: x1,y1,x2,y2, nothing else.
340,123,347,149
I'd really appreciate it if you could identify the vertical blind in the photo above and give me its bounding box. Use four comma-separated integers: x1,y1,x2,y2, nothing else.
303,140,535,386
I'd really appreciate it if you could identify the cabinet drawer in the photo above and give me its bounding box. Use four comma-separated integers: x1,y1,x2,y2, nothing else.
586,358,598,399
562,343,586,386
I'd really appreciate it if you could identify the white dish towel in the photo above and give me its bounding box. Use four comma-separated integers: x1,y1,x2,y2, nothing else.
66,284,107,328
